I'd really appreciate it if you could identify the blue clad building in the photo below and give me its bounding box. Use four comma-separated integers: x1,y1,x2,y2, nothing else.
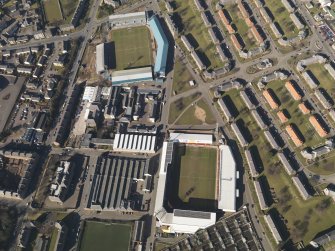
148,16,169,79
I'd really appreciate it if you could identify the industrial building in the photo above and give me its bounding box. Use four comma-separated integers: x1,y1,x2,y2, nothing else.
254,180,268,210
49,161,74,203
87,155,152,211
148,16,169,79
245,149,259,177
113,132,156,153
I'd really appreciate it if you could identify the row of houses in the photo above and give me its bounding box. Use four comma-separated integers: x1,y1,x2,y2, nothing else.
314,89,333,110
285,124,304,147
263,89,279,110
285,80,302,101
231,123,249,147
254,180,268,210
264,129,281,150
309,115,328,137
277,152,296,176
240,88,257,110
218,98,234,122
251,109,268,130
245,149,259,178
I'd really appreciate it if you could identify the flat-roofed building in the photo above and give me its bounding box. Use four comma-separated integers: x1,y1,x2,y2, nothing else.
113,132,156,153
240,90,255,110
290,13,304,30
208,27,220,44
263,89,279,110
231,34,243,51
108,12,147,28
218,9,230,25
164,14,178,37
148,15,169,78
111,67,153,85
96,43,106,74
169,133,213,145
324,63,335,80
216,44,228,62
245,17,254,27
231,123,249,147
218,98,234,121
191,50,206,70
277,152,296,175
301,70,318,89
251,109,267,130
309,115,328,137
254,180,268,210
264,214,282,244
245,149,259,177
264,130,280,150
329,109,335,123
194,0,204,11
285,80,302,100
201,12,211,27
218,145,237,212
181,35,193,52
269,22,283,38
260,7,273,23
282,0,295,12
314,89,333,110
292,175,311,200
286,124,303,147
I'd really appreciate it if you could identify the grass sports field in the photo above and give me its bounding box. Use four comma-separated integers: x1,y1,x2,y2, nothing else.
177,145,217,203
110,26,152,71
79,221,131,251
43,0,63,23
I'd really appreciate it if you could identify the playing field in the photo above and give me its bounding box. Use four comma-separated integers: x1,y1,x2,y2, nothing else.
43,0,63,23
110,26,152,71
177,145,217,203
79,221,131,251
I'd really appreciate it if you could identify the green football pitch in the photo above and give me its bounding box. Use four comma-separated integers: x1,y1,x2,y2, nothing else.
176,145,217,204
79,221,131,251
111,26,152,71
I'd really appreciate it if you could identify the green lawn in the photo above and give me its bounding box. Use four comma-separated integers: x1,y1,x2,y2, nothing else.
172,59,194,96
175,98,216,125
224,4,258,51
264,0,299,39
306,152,335,175
111,26,152,71
43,0,63,23
177,145,217,202
174,0,224,70
265,80,325,149
168,92,201,124
59,0,79,23
79,221,131,251
308,64,335,95
220,89,335,245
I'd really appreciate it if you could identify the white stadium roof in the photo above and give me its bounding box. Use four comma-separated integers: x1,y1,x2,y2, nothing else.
169,133,213,145
218,145,237,212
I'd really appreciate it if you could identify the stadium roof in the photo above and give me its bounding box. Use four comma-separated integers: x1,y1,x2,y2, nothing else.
96,43,105,74
148,16,168,78
218,145,236,212
169,133,213,145
108,12,147,22
111,67,153,85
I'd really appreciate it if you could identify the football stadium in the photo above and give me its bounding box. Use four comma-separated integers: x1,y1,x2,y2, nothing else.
154,132,238,234
96,12,169,85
